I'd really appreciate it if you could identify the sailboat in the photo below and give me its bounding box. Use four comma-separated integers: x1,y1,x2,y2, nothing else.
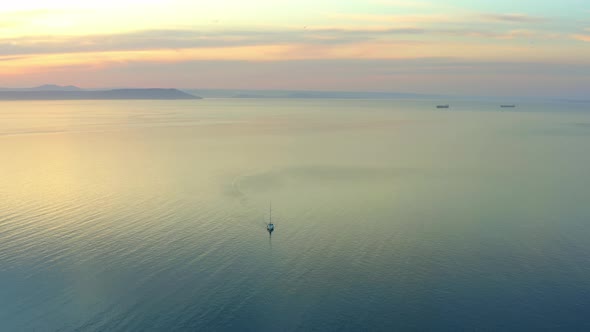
266,202,275,234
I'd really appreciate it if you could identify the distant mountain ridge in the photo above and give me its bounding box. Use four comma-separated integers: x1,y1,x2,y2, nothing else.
0,88,200,100
185,89,442,100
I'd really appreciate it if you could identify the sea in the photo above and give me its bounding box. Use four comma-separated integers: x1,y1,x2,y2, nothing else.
1,99,589,331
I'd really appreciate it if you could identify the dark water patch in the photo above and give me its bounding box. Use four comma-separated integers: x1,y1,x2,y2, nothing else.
233,166,417,194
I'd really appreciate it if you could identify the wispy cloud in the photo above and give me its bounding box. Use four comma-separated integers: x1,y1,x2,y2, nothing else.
330,11,548,26
0,55,28,62
480,13,547,23
313,27,425,35
0,27,430,57
496,30,535,40
0,22,572,71
328,13,452,25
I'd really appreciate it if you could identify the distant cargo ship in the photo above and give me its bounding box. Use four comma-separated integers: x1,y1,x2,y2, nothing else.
500,105,516,108
436,105,450,109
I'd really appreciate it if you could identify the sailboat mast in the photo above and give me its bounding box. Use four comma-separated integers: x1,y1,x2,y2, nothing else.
266,201,275,234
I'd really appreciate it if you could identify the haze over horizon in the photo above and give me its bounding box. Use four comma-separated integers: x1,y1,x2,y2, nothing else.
1,0,589,98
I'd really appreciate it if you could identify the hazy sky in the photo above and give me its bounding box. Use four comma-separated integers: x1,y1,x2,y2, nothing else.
1,0,589,97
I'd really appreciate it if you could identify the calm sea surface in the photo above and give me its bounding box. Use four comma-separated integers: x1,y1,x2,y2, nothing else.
1,99,590,331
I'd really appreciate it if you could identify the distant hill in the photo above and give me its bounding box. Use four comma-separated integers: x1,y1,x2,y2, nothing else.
32,84,83,91
0,88,201,100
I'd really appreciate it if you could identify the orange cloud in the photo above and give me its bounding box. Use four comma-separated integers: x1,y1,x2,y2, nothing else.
573,34,590,42
0,39,575,78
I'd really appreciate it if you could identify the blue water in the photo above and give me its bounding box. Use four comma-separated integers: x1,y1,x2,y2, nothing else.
1,99,590,331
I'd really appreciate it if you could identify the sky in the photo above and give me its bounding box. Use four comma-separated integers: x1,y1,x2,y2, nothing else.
1,0,589,97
